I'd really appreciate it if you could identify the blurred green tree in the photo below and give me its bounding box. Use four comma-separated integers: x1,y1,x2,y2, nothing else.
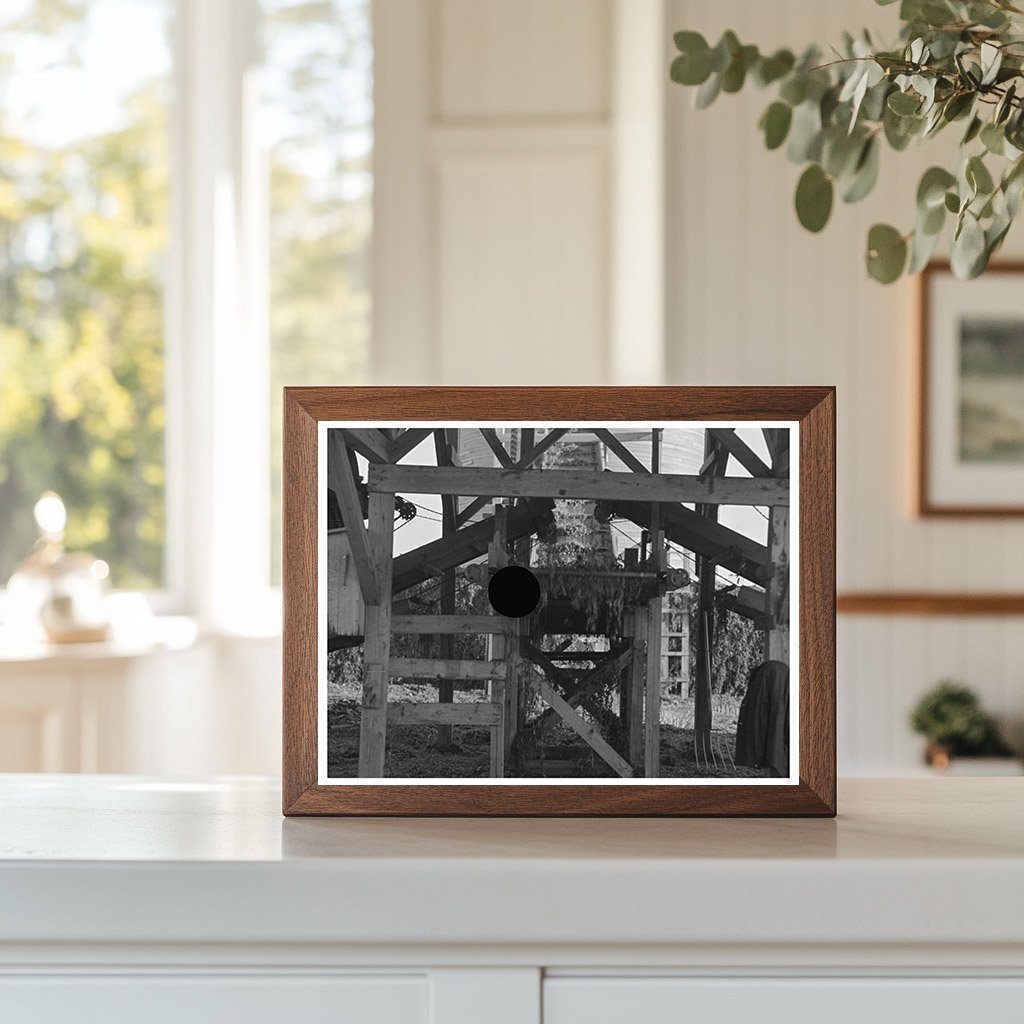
0,0,170,587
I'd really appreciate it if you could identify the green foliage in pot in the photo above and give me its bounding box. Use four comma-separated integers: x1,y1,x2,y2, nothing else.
909,680,1015,756
670,0,1024,283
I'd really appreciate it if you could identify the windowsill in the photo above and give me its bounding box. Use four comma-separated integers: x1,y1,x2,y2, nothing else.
0,615,202,665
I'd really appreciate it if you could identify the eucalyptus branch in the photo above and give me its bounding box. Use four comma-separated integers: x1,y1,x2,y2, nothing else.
670,0,1024,283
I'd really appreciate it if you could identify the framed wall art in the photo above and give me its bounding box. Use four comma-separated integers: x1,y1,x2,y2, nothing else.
282,387,836,816
918,261,1024,517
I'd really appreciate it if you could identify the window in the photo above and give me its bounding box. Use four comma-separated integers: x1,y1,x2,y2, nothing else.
0,0,373,618
0,0,172,589
262,0,372,582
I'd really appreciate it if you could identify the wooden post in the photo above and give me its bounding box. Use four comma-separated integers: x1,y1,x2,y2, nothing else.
434,429,457,749
508,427,533,758
644,429,662,778
693,432,729,768
358,489,394,777
766,506,790,663
627,607,646,772
488,505,509,777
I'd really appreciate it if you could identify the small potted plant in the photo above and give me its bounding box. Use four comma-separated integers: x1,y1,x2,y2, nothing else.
910,680,1020,773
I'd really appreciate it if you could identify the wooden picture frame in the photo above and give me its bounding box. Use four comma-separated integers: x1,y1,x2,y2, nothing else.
917,260,1024,517
283,387,836,816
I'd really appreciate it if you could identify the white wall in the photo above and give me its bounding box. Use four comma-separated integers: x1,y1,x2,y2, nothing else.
373,0,665,386
665,0,1024,772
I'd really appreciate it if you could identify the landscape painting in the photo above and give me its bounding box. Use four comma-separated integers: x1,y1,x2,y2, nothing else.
959,317,1024,464
318,423,796,784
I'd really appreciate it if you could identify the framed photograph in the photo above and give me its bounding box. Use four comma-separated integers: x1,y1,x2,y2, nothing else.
283,387,835,816
918,261,1024,516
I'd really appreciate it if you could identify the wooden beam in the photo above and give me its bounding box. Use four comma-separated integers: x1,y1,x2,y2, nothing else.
766,506,790,663
388,702,500,726
521,643,633,744
708,428,772,479
327,430,380,605
357,489,394,777
518,427,568,468
603,499,770,584
392,614,508,634
628,608,646,772
344,428,392,463
434,429,458,749
488,505,509,778
594,428,650,475
762,427,791,477
536,678,633,778
454,428,570,526
391,498,554,594
389,427,434,463
644,428,662,779
643,590,663,779
479,428,515,469
389,658,507,681
718,585,768,621
370,465,789,506
693,434,729,768
455,495,490,527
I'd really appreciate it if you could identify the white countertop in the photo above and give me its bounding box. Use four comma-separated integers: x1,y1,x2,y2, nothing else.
1,775,1022,953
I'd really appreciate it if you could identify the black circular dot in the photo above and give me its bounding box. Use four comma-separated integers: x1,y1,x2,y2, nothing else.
487,565,541,618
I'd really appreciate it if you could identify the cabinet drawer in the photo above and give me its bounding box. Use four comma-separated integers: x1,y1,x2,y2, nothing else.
544,977,1024,1024
0,974,427,1024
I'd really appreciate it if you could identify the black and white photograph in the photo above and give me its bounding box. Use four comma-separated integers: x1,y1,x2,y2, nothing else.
320,423,796,783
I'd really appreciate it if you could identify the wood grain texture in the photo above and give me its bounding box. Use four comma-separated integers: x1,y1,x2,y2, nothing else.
282,386,836,817
369,463,790,505
837,592,1024,616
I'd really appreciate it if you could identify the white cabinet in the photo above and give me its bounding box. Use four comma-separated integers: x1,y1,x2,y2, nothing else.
1,778,1022,1024
544,977,1024,1024
0,975,428,1024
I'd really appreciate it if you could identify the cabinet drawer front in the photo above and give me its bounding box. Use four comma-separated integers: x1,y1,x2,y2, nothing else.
0,975,427,1024
545,977,1024,1024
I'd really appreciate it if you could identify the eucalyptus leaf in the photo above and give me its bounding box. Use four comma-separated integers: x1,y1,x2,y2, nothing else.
822,128,863,178
917,166,957,210
952,212,987,278
754,49,795,87
721,44,759,93
779,73,807,106
866,223,908,283
710,31,740,73
908,221,942,273
795,164,834,232
694,73,721,109
760,101,793,150
995,82,1017,125
980,42,1002,86
842,137,881,203
787,100,823,162
962,115,983,145
888,90,921,115
967,154,995,195
981,121,1006,155
920,199,946,235
970,2,1009,30
671,49,712,87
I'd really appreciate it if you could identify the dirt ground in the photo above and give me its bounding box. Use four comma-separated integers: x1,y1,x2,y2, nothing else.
326,681,770,780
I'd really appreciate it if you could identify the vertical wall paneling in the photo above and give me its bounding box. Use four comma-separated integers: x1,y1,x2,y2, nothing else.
376,0,666,385
665,0,1024,774
611,0,665,384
